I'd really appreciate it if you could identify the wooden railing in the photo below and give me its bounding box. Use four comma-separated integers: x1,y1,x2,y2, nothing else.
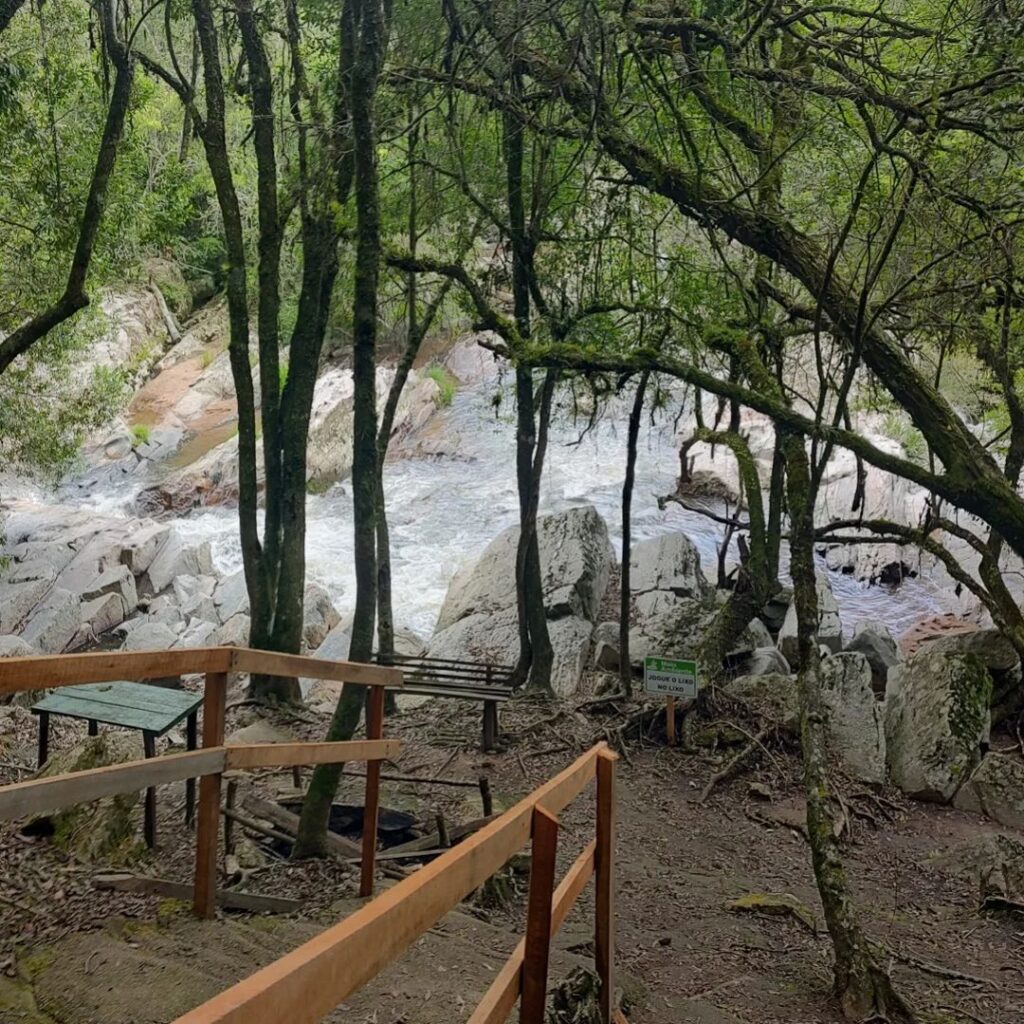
173,742,618,1024
0,646,402,915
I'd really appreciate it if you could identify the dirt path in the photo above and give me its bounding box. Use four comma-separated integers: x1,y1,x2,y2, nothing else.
3,691,1023,1023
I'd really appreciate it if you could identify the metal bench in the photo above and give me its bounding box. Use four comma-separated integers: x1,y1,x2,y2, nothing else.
31,681,203,848
373,654,514,750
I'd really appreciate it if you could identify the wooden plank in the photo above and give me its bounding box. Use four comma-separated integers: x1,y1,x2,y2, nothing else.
468,841,596,1024
0,748,226,820
172,744,604,1024
194,672,227,919
225,739,400,771
0,648,231,694
230,649,402,688
241,795,362,858
520,807,559,1024
360,686,386,898
94,873,302,914
380,814,498,858
595,749,618,1024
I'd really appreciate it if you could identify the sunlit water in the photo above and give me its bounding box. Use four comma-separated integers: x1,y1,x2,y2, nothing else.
72,381,951,642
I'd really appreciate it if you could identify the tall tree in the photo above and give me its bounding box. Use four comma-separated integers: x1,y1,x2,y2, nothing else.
293,0,391,858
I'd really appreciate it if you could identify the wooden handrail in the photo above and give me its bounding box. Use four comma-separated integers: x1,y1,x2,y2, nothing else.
0,646,404,695
172,744,606,1024
0,740,400,820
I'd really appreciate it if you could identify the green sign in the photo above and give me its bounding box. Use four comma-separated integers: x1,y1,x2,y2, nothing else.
644,656,698,698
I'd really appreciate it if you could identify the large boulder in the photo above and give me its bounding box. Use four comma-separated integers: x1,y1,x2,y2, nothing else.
592,621,620,672
844,620,899,693
302,583,341,650
21,588,81,653
427,507,614,697
819,653,886,785
777,578,843,663
919,628,1022,721
0,574,54,634
31,733,143,862
436,505,614,630
885,648,992,802
953,754,1024,830
214,569,249,623
144,532,214,594
119,523,171,576
121,620,180,652
737,647,791,678
627,532,715,667
630,532,710,602
81,565,138,617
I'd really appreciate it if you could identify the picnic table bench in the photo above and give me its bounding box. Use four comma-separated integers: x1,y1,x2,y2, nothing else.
32,681,203,848
373,654,514,750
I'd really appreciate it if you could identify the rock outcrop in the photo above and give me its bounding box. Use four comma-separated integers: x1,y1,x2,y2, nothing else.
885,647,992,802
427,505,614,696
844,619,899,693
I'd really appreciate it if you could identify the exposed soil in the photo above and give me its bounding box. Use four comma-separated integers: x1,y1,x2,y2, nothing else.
2,677,1023,1024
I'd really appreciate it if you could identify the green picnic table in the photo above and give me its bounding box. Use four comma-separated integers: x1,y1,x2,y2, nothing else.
32,681,203,848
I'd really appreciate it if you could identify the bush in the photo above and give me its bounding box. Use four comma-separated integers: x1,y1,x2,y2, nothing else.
425,364,458,407
130,423,151,447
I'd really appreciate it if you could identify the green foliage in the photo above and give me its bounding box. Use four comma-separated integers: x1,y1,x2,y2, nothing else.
881,412,927,465
425,365,457,407
130,423,151,447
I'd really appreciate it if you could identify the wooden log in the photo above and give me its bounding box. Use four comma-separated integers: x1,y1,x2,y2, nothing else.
0,647,232,694
194,672,227,920
360,686,386,898
382,813,498,858
595,749,618,1024
172,744,604,1024
520,807,559,1024
229,649,403,688
468,841,596,1024
241,794,361,858
225,739,400,771
94,873,301,914
222,807,294,847
0,748,226,820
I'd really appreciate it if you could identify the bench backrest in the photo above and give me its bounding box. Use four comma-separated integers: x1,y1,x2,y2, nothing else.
373,653,515,689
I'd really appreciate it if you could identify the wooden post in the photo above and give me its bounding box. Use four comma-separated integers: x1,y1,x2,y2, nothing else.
478,776,493,817
520,806,559,1024
142,730,157,849
224,778,238,858
359,685,386,898
595,748,617,1024
36,710,49,768
185,711,197,826
193,671,226,919
665,696,676,747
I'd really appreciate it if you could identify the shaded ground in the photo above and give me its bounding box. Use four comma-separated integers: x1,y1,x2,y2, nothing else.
2,681,1023,1024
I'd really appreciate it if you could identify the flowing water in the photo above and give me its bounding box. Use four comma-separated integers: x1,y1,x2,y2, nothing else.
69,379,950,643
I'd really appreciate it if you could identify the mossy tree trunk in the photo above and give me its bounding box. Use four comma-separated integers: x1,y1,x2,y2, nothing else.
293,0,389,858
784,432,914,1021
619,371,650,695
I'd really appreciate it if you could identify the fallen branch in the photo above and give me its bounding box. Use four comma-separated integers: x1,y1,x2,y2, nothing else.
698,724,775,805
93,872,301,914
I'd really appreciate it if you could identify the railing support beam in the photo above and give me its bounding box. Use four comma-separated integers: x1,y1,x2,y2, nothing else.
520,806,560,1024
595,748,618,1024
359,685,387,898
194,671,227,919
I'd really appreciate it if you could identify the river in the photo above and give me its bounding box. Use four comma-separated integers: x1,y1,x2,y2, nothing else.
67,377,951,644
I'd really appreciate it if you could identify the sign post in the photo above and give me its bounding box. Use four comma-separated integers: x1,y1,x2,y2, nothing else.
643,656,698,748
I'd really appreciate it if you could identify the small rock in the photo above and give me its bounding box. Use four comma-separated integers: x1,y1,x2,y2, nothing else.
844,619,899,693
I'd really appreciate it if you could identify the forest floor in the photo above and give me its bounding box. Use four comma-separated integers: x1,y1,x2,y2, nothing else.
1,677,1023,1024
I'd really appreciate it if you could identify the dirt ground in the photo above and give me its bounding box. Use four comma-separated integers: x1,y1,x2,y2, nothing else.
1,678,1023,1024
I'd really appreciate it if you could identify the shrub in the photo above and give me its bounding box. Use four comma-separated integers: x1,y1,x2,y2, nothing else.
130,423,151,447
425,364,457,407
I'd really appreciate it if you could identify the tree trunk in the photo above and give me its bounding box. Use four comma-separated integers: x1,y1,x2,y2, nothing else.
293,0,387,858
783,433,914,1022
619,371,649,694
